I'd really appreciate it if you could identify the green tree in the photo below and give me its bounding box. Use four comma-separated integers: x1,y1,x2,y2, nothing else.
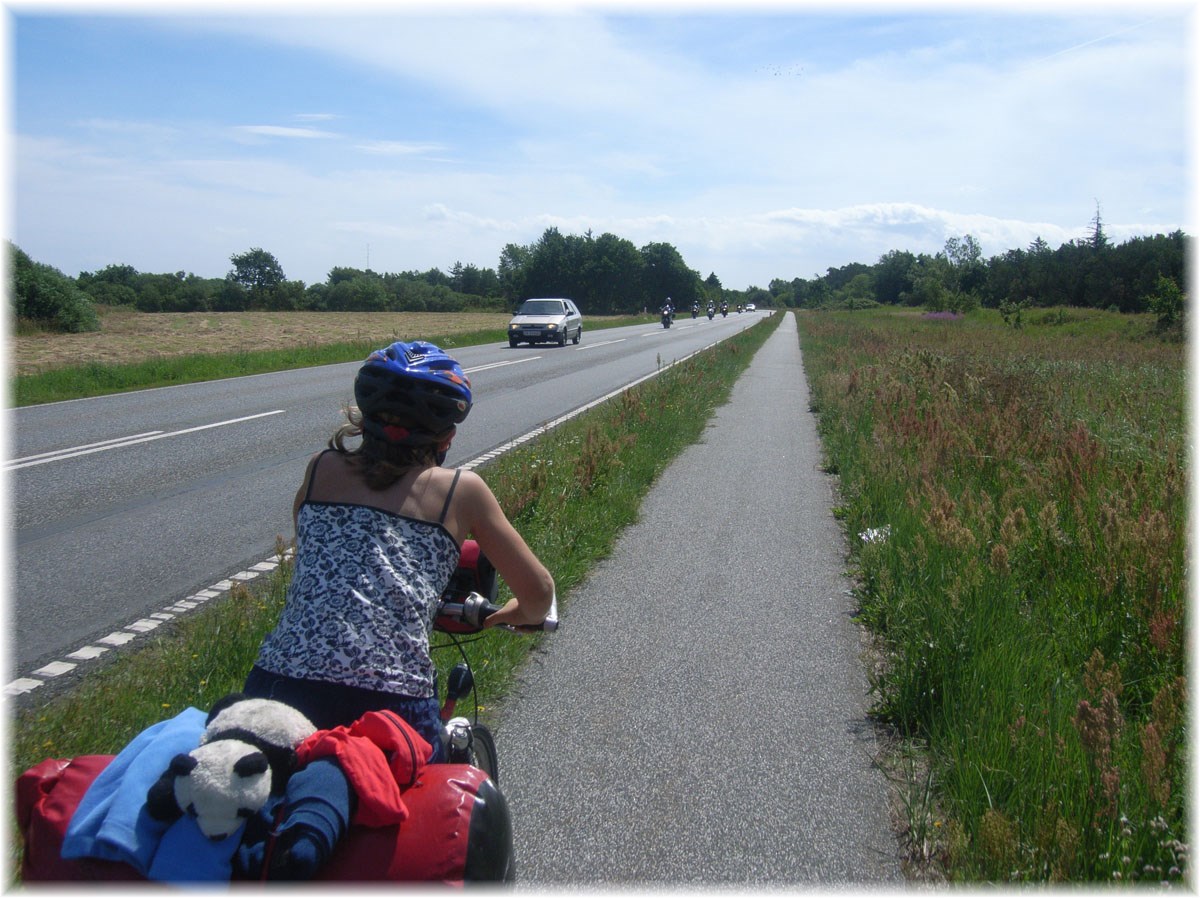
1145,274,1185,330
640,241,700,308
229,248,286,309
944,234,986,296
584,233,643,313
9,243,100,332
873,249,916,305
705,272,726,306
498,243,532,305
903,254,953,310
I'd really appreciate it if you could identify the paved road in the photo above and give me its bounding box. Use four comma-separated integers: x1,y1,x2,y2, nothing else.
9,313,758,681
495,312,902,886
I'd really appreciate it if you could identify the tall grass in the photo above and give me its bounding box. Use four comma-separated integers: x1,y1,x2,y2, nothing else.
797,306,1186,882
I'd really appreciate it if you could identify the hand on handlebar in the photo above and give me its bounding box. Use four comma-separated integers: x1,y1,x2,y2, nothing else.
484,595,559,632
435,592,558,634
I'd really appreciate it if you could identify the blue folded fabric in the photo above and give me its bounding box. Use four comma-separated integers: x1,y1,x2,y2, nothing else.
147,815,243,882
61,707,207,875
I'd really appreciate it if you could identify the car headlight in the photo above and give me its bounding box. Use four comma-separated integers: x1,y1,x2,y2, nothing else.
547,323,558,331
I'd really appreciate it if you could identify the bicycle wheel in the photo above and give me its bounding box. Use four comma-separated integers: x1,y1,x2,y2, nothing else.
470,722,499,785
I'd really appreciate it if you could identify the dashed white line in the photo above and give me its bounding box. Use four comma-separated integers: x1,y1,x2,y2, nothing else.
7,338,728,696
5,549,292,696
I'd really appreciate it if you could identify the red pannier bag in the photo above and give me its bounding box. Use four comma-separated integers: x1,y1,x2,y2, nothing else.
15,756,513,884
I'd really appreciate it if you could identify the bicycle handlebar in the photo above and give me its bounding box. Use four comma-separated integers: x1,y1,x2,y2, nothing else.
435,591,559,634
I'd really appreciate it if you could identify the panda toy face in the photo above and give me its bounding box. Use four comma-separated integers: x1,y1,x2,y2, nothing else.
171,739,273,840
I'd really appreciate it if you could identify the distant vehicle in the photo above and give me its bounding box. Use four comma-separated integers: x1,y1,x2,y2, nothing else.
745,303,757,312
508,298,583,347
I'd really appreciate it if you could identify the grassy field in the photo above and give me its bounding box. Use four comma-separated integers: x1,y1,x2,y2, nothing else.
9,306,654,405
8,313,782,881
796,306,1186,883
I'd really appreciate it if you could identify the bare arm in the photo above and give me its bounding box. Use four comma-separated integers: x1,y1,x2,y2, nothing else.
453,471,555,628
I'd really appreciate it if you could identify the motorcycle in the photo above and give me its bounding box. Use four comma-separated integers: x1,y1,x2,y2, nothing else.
721,304,729,318
661,308,672,329
14,541,556,885
691,305,698,319
706,306,715,320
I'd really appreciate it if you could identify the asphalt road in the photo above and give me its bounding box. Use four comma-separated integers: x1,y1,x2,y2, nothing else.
8,312,758,686
495,312,903,886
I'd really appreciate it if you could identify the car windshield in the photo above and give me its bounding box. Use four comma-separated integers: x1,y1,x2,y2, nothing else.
518,300,565,316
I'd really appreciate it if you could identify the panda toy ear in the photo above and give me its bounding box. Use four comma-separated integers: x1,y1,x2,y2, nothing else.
205,692,249,726
234,753,270,778
170,753,199,775
145,752,197,822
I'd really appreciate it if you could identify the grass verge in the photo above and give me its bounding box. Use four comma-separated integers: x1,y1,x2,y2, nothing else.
796,306,1185,883
8,313,781,876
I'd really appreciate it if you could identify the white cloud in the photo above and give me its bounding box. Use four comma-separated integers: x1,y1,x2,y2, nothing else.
355,140,448,156
11,8,1190,290
232,125,339,140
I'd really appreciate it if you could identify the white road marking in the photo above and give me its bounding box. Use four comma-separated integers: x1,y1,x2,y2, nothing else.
7,334,732,696
464,357,541,373
7,410,287,471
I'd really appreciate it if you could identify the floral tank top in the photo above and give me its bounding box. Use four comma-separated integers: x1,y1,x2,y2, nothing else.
254,464,462,699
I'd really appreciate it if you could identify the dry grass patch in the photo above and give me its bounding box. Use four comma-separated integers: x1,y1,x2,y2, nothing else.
11,308,509,376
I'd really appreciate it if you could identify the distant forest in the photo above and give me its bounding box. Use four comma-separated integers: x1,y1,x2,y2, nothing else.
8,210,1190,334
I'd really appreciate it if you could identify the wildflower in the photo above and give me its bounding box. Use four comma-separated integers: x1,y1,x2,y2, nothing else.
860,525,891,544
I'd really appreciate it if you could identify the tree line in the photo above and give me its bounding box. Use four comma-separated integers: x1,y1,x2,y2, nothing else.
762,211,1188,327
8,209,1189,334
8,227,725,334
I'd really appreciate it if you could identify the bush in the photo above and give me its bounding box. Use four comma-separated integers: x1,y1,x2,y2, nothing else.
9,243,100,333
1144,275,1185,331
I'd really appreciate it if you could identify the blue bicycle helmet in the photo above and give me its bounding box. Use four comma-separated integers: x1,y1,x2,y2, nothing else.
354,341,472,444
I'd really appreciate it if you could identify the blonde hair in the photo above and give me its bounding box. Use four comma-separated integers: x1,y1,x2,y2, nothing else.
330,406,441,490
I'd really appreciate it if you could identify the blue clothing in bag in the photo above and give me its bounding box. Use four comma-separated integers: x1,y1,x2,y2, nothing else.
61,707,244,881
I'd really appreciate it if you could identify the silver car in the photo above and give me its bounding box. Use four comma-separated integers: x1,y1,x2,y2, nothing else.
508,297,583,347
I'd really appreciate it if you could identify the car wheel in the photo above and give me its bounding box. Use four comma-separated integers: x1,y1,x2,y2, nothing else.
572,327,581,345
557,331,567,347
509,338,520,348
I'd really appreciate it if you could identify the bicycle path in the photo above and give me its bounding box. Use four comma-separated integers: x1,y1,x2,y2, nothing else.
496,311,903,886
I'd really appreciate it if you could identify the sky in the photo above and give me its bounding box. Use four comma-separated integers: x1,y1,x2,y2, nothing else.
5,0,1196,293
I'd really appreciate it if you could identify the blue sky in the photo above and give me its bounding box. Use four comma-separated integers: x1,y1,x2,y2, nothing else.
7,1,1195,292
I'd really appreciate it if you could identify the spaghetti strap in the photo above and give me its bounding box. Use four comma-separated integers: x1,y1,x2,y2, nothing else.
303,449,336,503
438,468,463,524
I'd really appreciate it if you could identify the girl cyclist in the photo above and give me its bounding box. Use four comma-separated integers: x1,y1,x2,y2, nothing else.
243,341,555,759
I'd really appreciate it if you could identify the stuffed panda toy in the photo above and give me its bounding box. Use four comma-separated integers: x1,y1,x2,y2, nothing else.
146,694,316,840
200,694,316,789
